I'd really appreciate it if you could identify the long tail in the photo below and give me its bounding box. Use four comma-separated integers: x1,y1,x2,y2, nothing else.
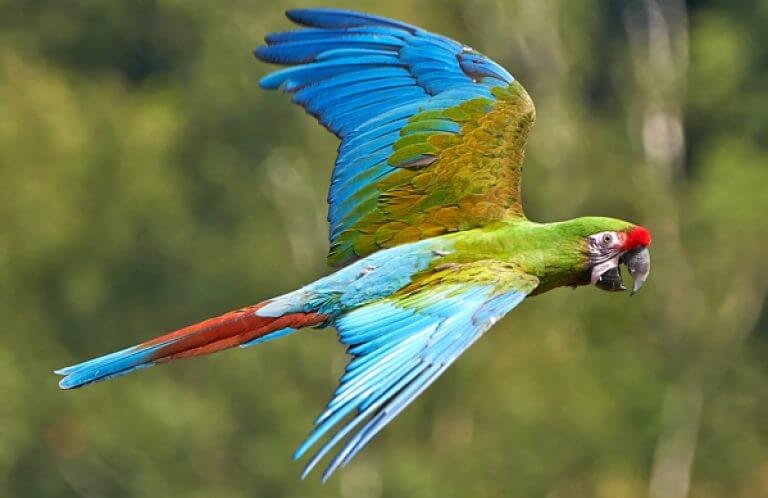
56,300,328,389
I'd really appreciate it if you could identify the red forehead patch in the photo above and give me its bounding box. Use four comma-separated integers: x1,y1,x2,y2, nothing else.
622,226,652,250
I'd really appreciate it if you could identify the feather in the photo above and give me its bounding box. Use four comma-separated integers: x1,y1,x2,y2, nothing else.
292,266,536,479
56,303,327,389
265,26,407,44
256,8,533,267
256,36,404,64
286,8,419,32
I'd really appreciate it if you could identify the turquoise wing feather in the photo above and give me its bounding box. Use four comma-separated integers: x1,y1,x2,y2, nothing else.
255,9,536,267
294,261,539,480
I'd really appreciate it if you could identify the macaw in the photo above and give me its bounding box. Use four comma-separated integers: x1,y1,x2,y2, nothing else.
56,8,652,480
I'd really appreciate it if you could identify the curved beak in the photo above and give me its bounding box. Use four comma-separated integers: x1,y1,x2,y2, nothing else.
621,247,651,296
590,226,652,295
591,247,651,295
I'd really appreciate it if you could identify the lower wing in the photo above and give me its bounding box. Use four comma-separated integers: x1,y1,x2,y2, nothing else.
296,261,539,480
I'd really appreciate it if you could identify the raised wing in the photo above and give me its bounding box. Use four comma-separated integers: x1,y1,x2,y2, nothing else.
294,261,539,480
255,9,535,267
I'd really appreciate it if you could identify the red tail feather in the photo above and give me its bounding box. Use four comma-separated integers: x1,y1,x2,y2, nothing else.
144,301,328,363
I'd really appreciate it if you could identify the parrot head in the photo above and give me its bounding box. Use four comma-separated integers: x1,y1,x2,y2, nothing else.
584,225,652,295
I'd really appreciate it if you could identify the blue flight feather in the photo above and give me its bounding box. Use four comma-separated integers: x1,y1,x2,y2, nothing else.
265,26,408,44
256,38,405,64
289,283,529,479
286,8,419,32
296,76,416,110
260,55,404,91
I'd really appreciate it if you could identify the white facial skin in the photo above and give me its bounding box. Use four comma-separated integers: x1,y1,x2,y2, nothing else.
587,231,625,284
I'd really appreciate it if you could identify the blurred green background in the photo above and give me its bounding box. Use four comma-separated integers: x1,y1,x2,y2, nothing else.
1,0,767,496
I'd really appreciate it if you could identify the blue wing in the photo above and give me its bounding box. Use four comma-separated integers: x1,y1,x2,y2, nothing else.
293,266,538,481
254,9,520,266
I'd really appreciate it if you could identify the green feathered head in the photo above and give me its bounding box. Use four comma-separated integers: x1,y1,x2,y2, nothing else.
561,217,652,295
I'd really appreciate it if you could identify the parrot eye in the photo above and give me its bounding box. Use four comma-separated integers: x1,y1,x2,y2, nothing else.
591,231,618,248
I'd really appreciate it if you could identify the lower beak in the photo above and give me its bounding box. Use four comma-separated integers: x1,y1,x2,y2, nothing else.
595,266,626,292
592,247,651,295
621,247,651,296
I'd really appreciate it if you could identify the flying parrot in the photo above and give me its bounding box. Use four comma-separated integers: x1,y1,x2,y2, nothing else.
56,8,652,480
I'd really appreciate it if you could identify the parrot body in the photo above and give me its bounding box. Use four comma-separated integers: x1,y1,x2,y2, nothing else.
57,9,653,481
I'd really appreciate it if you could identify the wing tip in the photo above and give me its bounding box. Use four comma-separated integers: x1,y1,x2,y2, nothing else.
252,45,267,61
57,377,79,390
285,8,417,32
284,8,333,28
257,67,286,90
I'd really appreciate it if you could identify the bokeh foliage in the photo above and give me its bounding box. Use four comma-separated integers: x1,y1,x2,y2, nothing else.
1,0,767,497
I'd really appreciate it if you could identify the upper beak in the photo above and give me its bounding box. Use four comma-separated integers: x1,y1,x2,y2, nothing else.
621,247,651,296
